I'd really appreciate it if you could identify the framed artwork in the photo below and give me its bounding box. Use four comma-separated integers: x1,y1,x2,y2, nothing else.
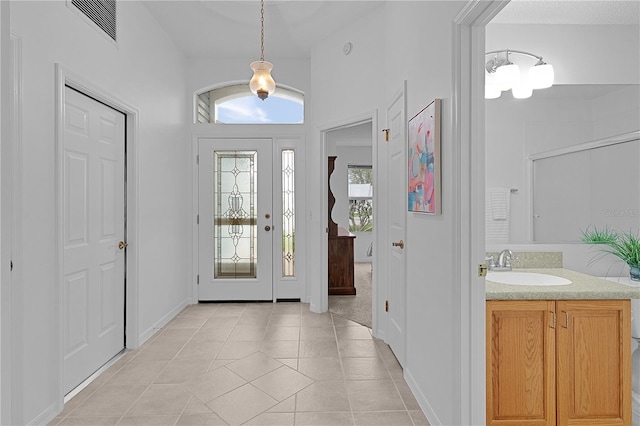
408,98,441,214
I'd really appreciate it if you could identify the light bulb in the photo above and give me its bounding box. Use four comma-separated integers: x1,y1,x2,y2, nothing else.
485,84,501,99
529,63,554,89
484,71,501,99
495,63,520,92
512,81,532,99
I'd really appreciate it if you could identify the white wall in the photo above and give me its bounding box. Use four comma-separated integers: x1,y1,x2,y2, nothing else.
10,2,190,423
593,85,640,139
310,5,385,314
385,3,469,424
313,2,471,424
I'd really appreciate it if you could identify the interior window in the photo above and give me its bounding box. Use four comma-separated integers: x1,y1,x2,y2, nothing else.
196,84,304,124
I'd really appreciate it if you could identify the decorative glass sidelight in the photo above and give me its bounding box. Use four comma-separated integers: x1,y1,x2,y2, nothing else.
214,151,257,278
282,150,296,277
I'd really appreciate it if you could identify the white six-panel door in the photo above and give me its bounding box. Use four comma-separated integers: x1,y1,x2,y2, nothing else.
198,138,274,301
386,89,407,366
63,87,125,394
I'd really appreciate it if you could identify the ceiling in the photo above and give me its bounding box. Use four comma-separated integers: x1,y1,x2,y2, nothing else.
142,1,384,60
142,1,639,60
492,0,640,25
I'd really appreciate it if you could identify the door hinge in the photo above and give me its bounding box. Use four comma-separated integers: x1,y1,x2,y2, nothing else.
196,154,199,165
478,263,488,277
385,300,389,312
382,128,390,142
10,260,13,271
196,215,199,225
197,275,199,285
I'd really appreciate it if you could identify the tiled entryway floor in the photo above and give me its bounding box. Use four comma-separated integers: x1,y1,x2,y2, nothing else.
51,303,430,426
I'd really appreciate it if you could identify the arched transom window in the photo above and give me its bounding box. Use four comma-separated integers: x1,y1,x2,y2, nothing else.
196,83,304,124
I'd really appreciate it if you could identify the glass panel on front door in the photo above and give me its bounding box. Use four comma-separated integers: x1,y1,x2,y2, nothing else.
282,149,296,277
214,150,258,279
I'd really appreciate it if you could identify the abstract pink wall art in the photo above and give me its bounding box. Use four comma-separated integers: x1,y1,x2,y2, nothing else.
408,99,441,214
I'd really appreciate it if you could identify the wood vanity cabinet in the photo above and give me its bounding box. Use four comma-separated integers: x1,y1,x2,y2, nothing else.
486,299,631,426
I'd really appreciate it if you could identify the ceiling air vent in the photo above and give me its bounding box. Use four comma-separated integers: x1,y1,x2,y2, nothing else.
70,0,117,42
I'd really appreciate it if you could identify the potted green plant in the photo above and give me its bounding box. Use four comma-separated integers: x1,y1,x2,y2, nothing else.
582,226,640,281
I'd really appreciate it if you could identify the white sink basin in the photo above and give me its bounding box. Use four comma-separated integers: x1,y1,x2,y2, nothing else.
486,271,572,286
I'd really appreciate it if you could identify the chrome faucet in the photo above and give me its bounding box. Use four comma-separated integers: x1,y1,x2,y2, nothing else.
495,249,517,271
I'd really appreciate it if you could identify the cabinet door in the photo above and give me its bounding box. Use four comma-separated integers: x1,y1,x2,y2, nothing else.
487,300,556,426
556,300,631,426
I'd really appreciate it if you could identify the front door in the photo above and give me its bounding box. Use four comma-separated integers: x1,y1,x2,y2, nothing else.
386,87,407,366
63,86,126,394
198,138,273,301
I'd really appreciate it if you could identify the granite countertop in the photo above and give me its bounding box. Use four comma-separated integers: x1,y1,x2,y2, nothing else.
485,268,640,300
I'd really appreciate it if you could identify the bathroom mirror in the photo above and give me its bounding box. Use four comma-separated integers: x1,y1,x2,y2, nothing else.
485,84,640,244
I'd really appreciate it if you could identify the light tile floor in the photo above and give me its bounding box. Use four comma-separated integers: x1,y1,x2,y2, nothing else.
51,303,430,426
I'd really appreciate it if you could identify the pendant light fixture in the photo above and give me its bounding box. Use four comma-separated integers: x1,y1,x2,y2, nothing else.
249,0,276,100
485,49,554,100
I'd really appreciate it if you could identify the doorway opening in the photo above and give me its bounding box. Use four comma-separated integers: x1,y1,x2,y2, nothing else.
325,121,375,329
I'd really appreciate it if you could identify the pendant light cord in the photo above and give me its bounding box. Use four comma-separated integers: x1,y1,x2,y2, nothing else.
260,0,265,62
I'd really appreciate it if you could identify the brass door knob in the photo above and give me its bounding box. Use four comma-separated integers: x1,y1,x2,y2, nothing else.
392,240,404,249
118,241,128,250
264,226,271,231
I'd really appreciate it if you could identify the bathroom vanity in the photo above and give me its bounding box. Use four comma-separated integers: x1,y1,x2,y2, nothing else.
486,268,640,426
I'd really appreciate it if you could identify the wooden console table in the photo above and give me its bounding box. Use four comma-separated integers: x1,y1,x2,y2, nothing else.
327,156,356,295
328,227,356,295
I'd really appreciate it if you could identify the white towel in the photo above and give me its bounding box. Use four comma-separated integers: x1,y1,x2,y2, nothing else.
488,187,509,220
485,188,511,243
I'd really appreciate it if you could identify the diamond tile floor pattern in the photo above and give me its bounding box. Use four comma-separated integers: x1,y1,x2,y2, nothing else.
51,303,430,426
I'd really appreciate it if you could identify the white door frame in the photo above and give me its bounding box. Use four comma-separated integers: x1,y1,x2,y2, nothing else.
5,33,23,426
453,0,509,422
54,64,140,412
317,111,378,317
0,2,14,421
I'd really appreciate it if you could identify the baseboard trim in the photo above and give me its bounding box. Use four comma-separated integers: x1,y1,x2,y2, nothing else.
138,297,192,345
27,402,57,426
64,349,126,404
404,367,441,426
